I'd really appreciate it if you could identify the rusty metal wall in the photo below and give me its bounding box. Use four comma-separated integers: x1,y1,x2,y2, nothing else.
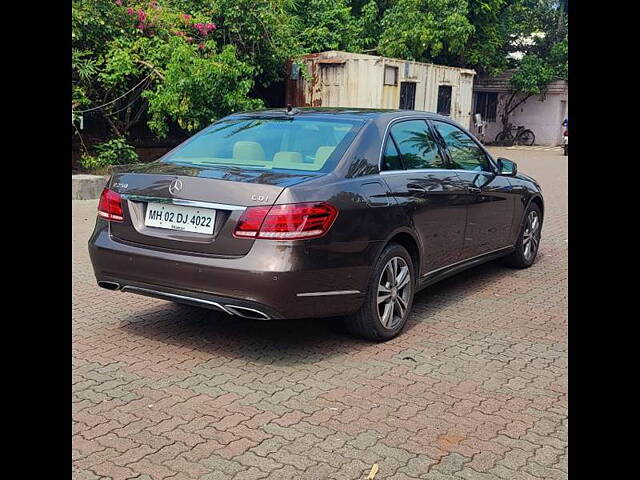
288,51,476,127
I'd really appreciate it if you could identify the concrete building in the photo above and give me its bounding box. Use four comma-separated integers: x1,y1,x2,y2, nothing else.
285,51,476,128
471,69,568,146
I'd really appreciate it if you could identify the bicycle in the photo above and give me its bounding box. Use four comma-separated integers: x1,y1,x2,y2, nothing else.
494,124,536,146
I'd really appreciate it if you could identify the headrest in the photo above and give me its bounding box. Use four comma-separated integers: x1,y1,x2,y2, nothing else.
272,151,303,168
315,146,335,165
233,141,266,161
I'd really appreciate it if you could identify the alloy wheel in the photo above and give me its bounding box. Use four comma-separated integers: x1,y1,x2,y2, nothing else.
377,256,411,329
522,210,541,261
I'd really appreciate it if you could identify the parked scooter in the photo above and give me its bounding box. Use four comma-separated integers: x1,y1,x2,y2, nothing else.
474,113,487,144
562,118,568,156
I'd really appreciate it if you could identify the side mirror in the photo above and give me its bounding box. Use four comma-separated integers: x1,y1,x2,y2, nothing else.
497,157,517,176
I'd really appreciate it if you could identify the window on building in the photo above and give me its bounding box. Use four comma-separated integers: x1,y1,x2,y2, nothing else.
384,66,398,86
320,64,343,86
437,85,452,116
475,92,498,122
399,82,416,110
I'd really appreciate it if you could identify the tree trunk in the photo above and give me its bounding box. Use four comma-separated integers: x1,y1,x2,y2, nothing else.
501,92,533,130
104,115,122,137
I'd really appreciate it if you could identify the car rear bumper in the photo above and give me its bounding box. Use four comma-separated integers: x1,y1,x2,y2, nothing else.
88,221,380,319
95,279,285,320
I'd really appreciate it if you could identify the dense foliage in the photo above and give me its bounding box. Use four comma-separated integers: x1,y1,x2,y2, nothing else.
72,0,568,159
80,137,139,170
378,0,474,62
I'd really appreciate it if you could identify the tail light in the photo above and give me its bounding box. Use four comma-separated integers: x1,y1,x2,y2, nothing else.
234,202,338,240
98,188,124,222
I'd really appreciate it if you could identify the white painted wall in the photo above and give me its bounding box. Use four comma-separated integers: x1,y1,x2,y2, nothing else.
471,91,568,146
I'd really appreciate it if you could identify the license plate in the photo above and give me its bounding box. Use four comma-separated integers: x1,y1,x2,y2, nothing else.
144,202,215,235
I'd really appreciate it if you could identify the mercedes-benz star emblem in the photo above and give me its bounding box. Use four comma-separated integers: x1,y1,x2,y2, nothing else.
169,179,183,195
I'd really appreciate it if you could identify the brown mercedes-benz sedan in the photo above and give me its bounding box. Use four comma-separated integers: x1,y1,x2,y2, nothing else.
89,108,543,340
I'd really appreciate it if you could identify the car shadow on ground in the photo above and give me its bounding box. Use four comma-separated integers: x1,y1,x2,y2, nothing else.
119,260,514,365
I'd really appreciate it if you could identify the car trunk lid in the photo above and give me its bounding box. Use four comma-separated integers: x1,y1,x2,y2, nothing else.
108,162,321,256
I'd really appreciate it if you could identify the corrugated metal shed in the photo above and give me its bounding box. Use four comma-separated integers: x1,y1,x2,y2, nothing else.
474,69,568,94
285,51,476,127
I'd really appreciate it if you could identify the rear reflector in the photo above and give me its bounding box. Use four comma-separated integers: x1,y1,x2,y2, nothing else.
234,202,338,240
97,188,124,222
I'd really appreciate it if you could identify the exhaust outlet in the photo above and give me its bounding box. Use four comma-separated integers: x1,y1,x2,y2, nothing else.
98,281,121,291
224,305,271,320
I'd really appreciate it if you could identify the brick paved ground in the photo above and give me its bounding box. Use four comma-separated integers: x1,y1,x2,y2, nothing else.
72,147,567,480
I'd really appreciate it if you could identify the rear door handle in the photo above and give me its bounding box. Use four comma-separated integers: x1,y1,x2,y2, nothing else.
467,186,481,193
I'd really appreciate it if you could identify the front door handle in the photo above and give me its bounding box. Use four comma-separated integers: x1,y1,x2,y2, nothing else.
467,186,481,193
407,183,428,193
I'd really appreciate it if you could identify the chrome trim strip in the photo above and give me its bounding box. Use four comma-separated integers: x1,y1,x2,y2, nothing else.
296,290,361,297
421,246,513,277
380,168,496,176
224,305,271,320
121,286,233,314
121,194,246,211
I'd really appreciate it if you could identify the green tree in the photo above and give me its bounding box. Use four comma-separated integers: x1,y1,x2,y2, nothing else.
143,41,263,137
209,0,299,86
72,1,265,140
356,0,386,52
377,0,474,62
72,0,568,149
292,0,362,53
462,0,513,75
497,0,568,130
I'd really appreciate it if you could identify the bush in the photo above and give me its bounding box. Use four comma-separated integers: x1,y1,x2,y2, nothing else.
80,137,139,171
143,41,264,137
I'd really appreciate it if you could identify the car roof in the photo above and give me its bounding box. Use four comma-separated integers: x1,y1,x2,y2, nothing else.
229,107,454,123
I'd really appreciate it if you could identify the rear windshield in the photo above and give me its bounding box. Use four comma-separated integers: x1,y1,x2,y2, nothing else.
162,117,364,172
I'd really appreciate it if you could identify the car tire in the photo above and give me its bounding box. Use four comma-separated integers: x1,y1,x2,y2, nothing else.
504,202,543,269
344,243,415,341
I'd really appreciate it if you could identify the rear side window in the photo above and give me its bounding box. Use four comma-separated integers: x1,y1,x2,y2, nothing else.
389,120,446,170
432,121,490,172
382,139,403,171
162,117,363,172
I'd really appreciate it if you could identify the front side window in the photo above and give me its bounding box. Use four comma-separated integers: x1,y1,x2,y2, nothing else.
432,121,491,172
389,120,446,170
162,117,363,172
